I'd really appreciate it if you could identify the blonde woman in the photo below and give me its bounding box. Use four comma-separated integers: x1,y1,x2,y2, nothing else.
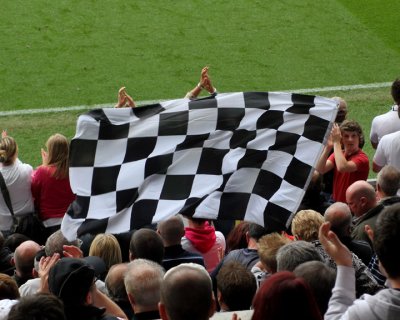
31,134,75,237
0,131,34,236
89,233,123,279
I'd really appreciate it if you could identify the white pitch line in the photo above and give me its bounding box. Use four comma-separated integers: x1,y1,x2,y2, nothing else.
0,81,391,116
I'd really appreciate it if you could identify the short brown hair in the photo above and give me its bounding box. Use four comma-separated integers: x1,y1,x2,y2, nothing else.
339,120,365,148
258,233,291,273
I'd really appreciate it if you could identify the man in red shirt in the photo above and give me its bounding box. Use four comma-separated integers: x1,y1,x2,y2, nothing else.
316,120,369,203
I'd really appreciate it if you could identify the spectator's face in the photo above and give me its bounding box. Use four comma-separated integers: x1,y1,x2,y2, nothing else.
341,130,359,154
346,192,362,217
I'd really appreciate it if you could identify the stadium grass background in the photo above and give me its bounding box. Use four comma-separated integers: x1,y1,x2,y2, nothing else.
1,0,400,173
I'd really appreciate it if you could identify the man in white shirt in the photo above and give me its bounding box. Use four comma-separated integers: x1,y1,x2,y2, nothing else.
370,79,400,149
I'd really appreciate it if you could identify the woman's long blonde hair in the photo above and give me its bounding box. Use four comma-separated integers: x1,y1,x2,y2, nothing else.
0,136,17,166
45,134,69,179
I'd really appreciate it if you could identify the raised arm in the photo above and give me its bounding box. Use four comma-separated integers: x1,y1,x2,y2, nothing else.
331,124,358,172
315,131,334,174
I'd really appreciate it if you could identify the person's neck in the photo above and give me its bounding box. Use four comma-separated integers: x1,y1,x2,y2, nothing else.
247,238,258,250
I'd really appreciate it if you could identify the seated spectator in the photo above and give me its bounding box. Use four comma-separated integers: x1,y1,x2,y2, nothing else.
11,240,41,286
159,263,216,320
216,261,256,311
7,293,66,320
375,165,400,203
19,230,84,297
252,233,291,286
0,131,34,237
31,133,75,238
47,257,126,320
370,78,400,149
105,263,133,319
276,240,323,272
291,209,324,242
251,271,322,320
89,233,122,279
157,216,204,271
320,203,400,319
129,228,164,265
324,202,373,265
316,120,369,203
294,261,336,316
346,180,382,245
181,217,225,273
124,258,165,320
225,221,250,254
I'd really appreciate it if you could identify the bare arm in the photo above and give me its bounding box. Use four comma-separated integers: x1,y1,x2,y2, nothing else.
315,132,334,174
372,161,382,173
331,124,357,172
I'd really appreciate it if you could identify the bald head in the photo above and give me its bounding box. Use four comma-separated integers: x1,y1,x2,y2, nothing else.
159,263,215,320
346,180,377,218
324,202,352,238
14,240,41,277
105,263,129,303
157,215,185,246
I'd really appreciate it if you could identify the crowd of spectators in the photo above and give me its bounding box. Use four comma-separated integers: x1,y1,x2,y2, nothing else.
0,72,400,320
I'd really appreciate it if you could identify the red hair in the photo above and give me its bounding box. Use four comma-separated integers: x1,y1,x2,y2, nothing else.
252,271,322,320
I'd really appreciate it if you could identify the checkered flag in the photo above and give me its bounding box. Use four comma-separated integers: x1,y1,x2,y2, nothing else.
61,92,337,240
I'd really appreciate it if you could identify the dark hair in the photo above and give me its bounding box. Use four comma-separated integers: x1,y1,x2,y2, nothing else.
248,223,269,241
294,261,336,315
339,120,365,148
226,221,250,253
391,78,400,106
4,233,30,252
216,261,257,311
374,203,400,278
252,271,322,320
8,293,66,320
129,228,164,264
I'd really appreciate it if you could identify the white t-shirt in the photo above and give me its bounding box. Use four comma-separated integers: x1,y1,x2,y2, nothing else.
373,130,400,170
370,105,400,146
0,159,34,231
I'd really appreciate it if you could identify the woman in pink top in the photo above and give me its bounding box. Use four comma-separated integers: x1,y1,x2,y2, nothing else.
31,134,75,237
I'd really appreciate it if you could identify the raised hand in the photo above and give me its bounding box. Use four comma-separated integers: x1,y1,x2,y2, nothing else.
319,222,352,267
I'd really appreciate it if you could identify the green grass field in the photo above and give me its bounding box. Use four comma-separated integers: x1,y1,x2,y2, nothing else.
1,0,399,174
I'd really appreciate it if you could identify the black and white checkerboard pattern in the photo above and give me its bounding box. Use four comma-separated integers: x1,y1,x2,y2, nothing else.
61,92,337,240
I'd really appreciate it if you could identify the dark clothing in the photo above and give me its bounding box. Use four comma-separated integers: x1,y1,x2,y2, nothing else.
0,247,14,276
352,204,384,245
162,244,205,271
131,310,160,320
65,304,119,320
116,300,134,320
341,237,373,266
313,240,382,298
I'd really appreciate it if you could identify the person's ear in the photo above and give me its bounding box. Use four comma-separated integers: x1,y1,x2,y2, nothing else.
10,257,15,267
159,302,169,320
86,290,92,305
127,292,135,308
245,231,250,244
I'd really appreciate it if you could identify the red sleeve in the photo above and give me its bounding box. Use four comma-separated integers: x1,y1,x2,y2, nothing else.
31,167,44,205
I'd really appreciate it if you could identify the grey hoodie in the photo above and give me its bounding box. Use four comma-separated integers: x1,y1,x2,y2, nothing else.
325,266,400,320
